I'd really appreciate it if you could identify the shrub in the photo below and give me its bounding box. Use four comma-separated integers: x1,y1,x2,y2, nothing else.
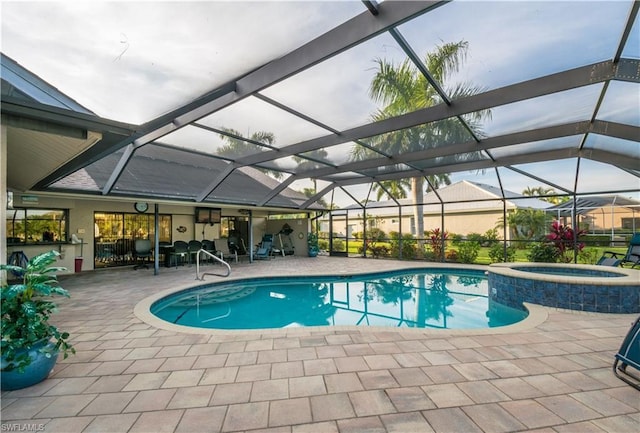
578,248,599,265
489,243,516,263
450,233,463,246
389,232,417,259
445,249,458,262
527,243,560,263
467,232,484,244
483,228,500,246
332,238,345,252
457,241,480,264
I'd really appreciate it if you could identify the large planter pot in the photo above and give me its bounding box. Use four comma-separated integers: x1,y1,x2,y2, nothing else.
308,247,319,257
1,340,58,391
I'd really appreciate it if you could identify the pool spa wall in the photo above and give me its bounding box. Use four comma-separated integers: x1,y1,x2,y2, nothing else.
488,263,640,314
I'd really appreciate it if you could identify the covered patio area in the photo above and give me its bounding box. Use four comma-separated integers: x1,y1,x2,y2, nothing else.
1,257,638,433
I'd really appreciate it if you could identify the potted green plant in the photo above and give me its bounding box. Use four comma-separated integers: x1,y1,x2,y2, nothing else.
1,250,75,390
307,232,319,257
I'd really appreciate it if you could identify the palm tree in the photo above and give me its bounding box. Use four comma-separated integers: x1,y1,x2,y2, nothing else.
522,186,569,204
217,127,284,179
293,150,329,199
373,179,411,201
352,40,490,255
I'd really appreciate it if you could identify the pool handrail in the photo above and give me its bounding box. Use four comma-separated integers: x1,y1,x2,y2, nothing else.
195,248,231,280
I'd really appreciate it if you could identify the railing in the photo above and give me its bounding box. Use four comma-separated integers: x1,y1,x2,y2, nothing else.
195,248,231,280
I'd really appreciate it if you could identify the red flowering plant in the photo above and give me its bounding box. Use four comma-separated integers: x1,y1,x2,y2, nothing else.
546,220,586,263
428,228,448,261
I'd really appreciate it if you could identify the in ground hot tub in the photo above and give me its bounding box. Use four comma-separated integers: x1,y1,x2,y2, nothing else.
487,263,639,313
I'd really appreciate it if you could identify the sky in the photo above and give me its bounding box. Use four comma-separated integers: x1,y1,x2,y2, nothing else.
1,1,638,206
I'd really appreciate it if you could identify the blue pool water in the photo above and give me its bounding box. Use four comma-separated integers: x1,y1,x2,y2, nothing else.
151,269,528,330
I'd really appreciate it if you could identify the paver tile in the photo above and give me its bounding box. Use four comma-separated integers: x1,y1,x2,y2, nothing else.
167,385,216,409
457,380,511,403
124,389,176,412
348,390,396,417
210,382,252,405
303,358,337,375
537,395,603,423
158,355,198,372
129,409,183,433
269,397,312,427
422,407,483,433
175,406,227,433
36,394,97,418
357,370,399,390
161,369,204,388
289,375,326,397
336,416,386,433
251,378,289,401
199,366,239,385
422,383,475,408
334,356,369,373
222,402,269,432
272,361,304,379
82,413,140,433
79,391,137,415
380,412,434,433
385,386,435,412
2,393,56,421
122,372,170,391
363,354,401,369
389,367,433,386
422,365,466,384
292,421,339,433
462,403,526,433
324,373,364,393
43,415,94,432
309,393,355,421
500,399,566,429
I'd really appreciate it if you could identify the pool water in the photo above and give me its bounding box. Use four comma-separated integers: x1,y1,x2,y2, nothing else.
151,269,528,330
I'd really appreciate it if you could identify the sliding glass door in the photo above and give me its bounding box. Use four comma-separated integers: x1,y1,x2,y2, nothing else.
94,212,171,268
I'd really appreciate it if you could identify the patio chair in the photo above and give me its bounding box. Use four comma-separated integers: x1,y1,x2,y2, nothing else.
599,233,640,268
613,315,640,390
201,240,223,264
227,231,247,263
187,240,202,265
133,239,152,270
169,241,189,268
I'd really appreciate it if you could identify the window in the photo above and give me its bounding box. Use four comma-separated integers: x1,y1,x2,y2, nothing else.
6,208,68,244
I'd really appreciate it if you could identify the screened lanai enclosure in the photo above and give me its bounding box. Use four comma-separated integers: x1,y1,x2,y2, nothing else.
1,1,639,265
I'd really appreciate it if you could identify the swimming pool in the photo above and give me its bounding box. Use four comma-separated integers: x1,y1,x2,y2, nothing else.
150,269,528,330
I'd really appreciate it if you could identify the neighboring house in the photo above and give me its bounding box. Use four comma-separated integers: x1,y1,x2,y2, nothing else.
324,180,552,239
546,196,640,234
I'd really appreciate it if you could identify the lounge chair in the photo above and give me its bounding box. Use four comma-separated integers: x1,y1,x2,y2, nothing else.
596,256,621,267
613,315,640,390
599,233,640,268
255,234,273,260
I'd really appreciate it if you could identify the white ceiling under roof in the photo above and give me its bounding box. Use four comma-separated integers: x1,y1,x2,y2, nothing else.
1,1,638,210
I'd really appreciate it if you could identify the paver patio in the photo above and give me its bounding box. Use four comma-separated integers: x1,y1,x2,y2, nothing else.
1,256,639,433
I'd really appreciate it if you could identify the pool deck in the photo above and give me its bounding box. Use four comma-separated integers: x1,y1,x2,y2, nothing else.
2,256,639,433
